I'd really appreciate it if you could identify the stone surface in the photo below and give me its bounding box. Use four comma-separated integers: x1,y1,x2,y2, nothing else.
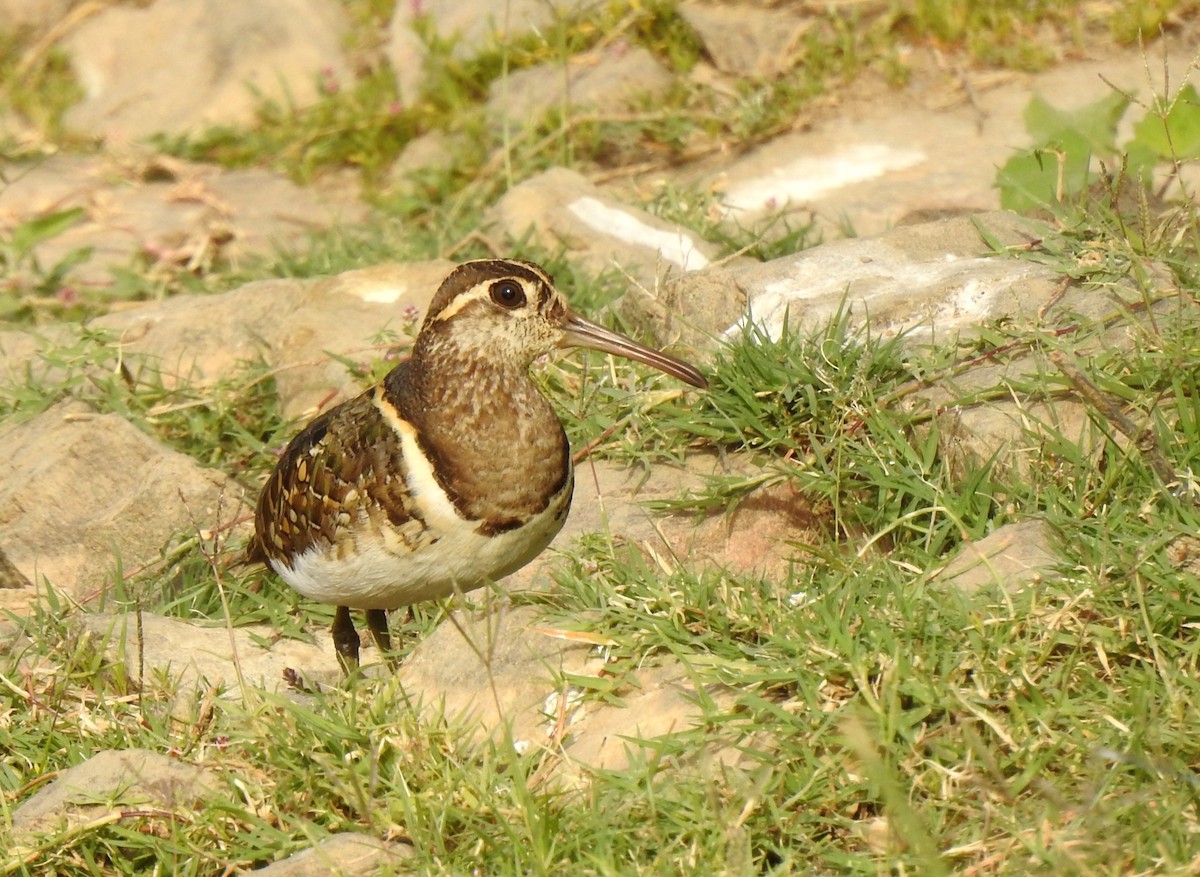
510,455,822,591
679,1,811,78
82,612,341,695
0,0,73,35
489,167,720,287
694,211,1062,345
9,749,219,840
61,0,351,142
0,399,249,596
0,542,32,589
0,154,367,290
248,833,413,877
933,520,1061,593
95,261,453,419
627,210,1060,352
388,0,601,105
487,44,672,128
703,32,1200,237
396,604,738,786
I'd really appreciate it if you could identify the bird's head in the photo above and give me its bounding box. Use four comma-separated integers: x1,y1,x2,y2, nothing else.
417,259,708,389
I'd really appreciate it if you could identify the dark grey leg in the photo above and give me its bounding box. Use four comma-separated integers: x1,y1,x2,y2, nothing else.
366,608,396,669
331,605,360,673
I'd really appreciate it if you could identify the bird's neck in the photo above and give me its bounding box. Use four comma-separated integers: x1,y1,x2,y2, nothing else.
383,347,571,526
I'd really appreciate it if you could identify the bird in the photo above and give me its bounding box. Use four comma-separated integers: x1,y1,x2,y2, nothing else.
248,258,707,672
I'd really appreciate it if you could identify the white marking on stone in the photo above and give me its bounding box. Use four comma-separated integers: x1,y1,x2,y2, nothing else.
358,286,405,304
567,196,709,271
722,143,926,216
722,247,1045,342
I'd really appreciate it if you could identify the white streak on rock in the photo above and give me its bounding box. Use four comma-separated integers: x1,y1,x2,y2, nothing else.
568,196,710,271
723,143,926,215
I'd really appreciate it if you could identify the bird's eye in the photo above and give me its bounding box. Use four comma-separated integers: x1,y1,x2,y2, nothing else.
490,280,526,309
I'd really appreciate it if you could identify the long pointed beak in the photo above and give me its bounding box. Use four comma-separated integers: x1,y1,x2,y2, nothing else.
560,311,708,389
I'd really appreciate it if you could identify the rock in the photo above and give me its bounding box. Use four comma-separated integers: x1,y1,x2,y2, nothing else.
627,211,1061,354
396,604,738,787
701,211,1063,345
247,833,413,877
0,0,72,36
489,167,719,288
679,2,811,78
262,262,454,419
705,34,1200,236
96,261,454,419
387,130,461,193
548,660,741,786
932,396,1095,482
509,455,821,591
396,604,595,746
387,0,598,106
0,399,249,596
933,520,1061,593
0,542,32,589
81,612,341,696
0,154,367,290
61,0,351,142
629,209,1193,483
9,749,218,840
487,44,672,128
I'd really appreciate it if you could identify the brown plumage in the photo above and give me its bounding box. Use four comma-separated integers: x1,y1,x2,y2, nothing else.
250,259,706,671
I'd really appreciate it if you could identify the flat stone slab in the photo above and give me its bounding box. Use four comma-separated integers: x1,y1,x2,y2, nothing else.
388,0,600,104
245,833,413,877
489,167,720,286
396,604,740,787
701,32,1200,236
93,261,453,419
0,399,249,597
646,211,1062,349
487,45,671,127
10,749,219,841
62,0,351,140
0,154,367,290
679,1,811,77
82,612,341,696
933,520,1062,594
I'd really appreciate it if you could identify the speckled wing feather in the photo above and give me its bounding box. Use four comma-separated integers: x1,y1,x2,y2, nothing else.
253,384,418,568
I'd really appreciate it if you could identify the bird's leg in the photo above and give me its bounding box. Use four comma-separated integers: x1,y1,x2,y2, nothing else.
365,608,397,669
331,605,361,674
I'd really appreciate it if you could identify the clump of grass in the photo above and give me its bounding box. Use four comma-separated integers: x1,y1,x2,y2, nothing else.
0,28,85,152
0,329,293,483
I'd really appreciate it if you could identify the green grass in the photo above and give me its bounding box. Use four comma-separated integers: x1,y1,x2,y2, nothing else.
5,0,1200,874
5,192,1200,872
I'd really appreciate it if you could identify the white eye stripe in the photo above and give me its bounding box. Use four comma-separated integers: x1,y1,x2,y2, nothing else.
428,285,493,323
429,278,541,323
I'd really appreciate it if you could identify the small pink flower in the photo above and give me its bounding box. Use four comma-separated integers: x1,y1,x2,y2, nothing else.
321,67,340,95
57,287,78,304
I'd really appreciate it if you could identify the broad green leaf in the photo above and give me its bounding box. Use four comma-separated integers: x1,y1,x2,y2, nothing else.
996,146,1091,212
1124,139,1160,186
1131,83,1200,161
1023,91,1129,155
